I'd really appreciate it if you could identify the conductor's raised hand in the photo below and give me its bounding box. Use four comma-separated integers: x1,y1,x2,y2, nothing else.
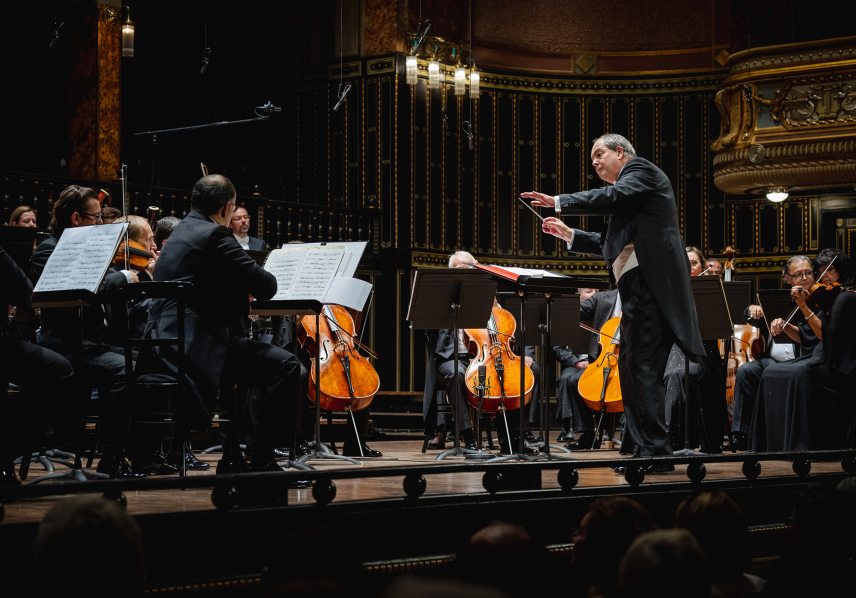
541,216,573,243
520,191,556,209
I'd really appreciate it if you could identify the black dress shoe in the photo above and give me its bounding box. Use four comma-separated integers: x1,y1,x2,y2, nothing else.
183,450,210,470
343,444,383,457
114,458,149,479
567,432,603,450
731,432,748,451
426,431,445,450
556,431,574,443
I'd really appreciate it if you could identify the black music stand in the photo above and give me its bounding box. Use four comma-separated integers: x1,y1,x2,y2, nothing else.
406,269,496,460
675,277,733,456
499,295,579,458
250,299,358,470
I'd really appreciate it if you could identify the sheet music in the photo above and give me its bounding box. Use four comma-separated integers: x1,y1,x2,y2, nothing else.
33,223,127,294
286,245,345,300
265,245,310,299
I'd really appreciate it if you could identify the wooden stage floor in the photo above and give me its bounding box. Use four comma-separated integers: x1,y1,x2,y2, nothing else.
1,435,848,526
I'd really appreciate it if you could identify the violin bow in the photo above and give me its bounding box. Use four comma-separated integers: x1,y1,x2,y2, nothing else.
120,163,130,270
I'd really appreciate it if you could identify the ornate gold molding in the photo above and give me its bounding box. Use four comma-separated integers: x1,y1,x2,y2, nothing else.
712,37,856,196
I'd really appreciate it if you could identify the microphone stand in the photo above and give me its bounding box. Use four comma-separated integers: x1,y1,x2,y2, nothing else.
133,103,278,190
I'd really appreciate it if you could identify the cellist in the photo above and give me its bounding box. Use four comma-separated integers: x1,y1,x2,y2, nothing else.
423,251,480,451
561,287,622,451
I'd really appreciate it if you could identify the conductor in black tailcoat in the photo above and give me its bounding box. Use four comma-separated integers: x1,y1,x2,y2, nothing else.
148,174,301,472
522,133,704,464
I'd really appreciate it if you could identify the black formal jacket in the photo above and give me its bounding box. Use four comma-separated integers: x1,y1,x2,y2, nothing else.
248,236,266,251
559,156,705,361
149,210,278,427
422,329,463,421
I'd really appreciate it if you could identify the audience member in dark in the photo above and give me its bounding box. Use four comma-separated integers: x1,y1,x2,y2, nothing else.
154,215,181,250
675,490,765,596
570,496,655,598
33,495,146,597
618,529,710,598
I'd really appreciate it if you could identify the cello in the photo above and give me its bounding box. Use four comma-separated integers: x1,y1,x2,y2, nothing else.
577,317,624,414
298,304,380,413
463,302,534,414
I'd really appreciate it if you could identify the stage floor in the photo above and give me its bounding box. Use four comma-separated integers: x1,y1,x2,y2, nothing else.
2,436,846,525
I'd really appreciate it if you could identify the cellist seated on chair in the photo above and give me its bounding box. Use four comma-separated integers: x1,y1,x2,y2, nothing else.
148,174,302,475
564,288,624,451
422,251,480,450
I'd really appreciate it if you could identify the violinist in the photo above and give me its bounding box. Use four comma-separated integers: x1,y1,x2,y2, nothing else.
148,174,302,474
115,215,157,281
751,249,851,452
7,205,38,228
523,133,705,470
30,184,145,478
1,246,74,486
423,251,479,451
704,258,724,278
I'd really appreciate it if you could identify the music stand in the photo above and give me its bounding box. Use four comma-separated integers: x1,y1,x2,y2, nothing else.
675,277,733,456
251,299,358,470
406,269,496,460
499,295,579,457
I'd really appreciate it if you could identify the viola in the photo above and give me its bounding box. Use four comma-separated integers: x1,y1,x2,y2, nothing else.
298,304,379,412
113,238,153,271
577,317,624,414
463,302,534,414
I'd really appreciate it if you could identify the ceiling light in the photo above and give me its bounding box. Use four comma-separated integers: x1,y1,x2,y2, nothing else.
766,187,788,202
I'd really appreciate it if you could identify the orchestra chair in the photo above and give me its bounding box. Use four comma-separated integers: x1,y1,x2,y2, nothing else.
115,281,194,477
27,379,111,483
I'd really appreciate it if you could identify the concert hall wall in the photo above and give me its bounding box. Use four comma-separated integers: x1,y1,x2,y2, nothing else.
1,2,854,396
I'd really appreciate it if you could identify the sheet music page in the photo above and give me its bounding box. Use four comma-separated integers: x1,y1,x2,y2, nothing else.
288,245,345,300
265,246,310,300
323,277,372,312
278,245,345,301
33,223,127,294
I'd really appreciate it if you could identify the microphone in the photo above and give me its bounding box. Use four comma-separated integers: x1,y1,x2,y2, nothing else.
200,47,213,74
333,83,352,112
414,21,432,53
477,365,486,392
256,101,282,116
49,21,64,49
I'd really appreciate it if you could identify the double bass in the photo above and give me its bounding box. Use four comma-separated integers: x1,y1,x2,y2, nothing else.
298,304,380,412
463,302,534,414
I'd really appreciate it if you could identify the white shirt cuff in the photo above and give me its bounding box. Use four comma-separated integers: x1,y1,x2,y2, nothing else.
554,195,561,214
120,269,134,283
565,229,575,250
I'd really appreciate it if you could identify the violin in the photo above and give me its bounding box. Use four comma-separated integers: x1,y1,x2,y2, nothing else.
805,280,842,313
113,238,153,271
298,304,380,412
463,302,534,414
577,317,624,414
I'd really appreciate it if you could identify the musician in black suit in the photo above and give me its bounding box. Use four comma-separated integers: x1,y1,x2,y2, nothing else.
523,133,705,468
229,205,267,251
30,185,145,478
148,174,301,472
1,246,74,485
